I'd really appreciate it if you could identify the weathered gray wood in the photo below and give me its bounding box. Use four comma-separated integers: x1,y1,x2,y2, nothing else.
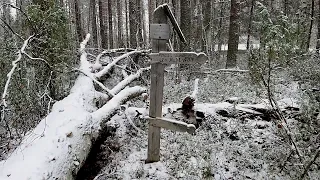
150,51,207,64
146,4,207,164
149,117,196,134
150,24,170,40
162,3,186,43
149,64,165,117
146,5,167,163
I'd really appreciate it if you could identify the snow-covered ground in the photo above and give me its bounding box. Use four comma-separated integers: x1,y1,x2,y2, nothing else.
93,101,319,180
87,70,319,180
1,47,319,179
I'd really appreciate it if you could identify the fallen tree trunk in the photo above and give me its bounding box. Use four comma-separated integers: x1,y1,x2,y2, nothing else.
0,34,147,179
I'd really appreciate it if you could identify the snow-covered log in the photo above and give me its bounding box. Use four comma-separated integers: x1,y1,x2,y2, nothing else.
0,34,147,179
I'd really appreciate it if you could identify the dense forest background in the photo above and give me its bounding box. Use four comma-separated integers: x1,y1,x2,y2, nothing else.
0,0,320,179
0,0,319,157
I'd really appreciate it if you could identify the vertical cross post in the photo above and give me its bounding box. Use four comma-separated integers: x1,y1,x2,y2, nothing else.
146,6,167,163
146,4,207,163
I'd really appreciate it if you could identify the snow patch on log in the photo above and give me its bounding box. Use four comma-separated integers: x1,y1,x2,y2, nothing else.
0,71,97,179
0,84,146,180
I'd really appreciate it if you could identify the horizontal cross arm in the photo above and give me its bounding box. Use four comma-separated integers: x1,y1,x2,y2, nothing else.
150,51,207,64
148,117,196,134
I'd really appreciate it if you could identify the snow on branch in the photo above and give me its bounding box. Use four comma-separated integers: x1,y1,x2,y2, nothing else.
79,34,91,71
95,50,142,79
111,67,150,95
1,35,33,107
80,34,91,52
92,67,149,102
76,33,114,97
91,86,147,122
77,69,115,98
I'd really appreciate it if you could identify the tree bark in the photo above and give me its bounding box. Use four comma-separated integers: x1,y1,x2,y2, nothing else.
307,0,314,51
216,2,225,58
125,0,130,47
284,0,288,16
180,0,191,51
193,0,202,51
108,0,113,48
112,0,118,48
89,0,98,46
247,0,255,50
129,0,137,48
141,0,149,48
226,0,240,68
2,0,12,40
99,0,108,49
117,0,123,47
129,0,142,48
149,0,156,25
74,0,85,42
317,0,320,52
202,0,212,54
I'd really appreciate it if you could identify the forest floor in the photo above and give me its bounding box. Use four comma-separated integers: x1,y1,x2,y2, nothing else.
77,69,320,180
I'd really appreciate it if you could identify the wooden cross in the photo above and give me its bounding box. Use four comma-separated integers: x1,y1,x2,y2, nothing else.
146,4,207,163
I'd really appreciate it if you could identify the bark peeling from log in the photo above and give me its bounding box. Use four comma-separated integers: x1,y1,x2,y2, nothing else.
76,123,120,180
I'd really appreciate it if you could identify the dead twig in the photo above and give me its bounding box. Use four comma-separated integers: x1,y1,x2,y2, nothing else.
124,109,145,135
300,148,320,180
0,18,23,40
258,48,306,175
111,67,150,95
95,50,143,79
76,69,115,98
2,35,33,107
280,150,294,172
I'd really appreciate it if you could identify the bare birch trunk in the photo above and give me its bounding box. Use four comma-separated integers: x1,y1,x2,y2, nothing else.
141,0,149,48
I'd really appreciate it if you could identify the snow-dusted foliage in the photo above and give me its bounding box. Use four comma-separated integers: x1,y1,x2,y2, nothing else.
90,69,319,179
0,34,148,179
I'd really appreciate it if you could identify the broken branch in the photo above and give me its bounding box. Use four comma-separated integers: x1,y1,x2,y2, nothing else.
91,86,147,123
300,147,320,180
95,50,142,79
76,69,115,98
1,35,33,107
111,67,150,95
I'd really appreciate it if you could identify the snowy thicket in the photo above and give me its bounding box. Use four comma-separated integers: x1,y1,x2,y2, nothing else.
91,70,319,180
0,34,147,179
